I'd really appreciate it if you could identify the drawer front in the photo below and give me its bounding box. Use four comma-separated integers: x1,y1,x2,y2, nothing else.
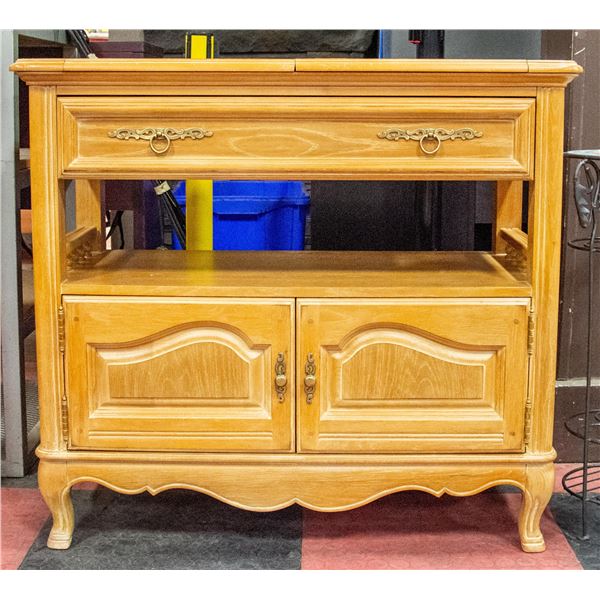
58,96,534,179
63,296,294,452
297,299,529,453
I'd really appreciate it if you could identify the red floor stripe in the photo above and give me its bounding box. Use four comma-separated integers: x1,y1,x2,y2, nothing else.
1,488,49,570
301,492,583,570
554,463,582,493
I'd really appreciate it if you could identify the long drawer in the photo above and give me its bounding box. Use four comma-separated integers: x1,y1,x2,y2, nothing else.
57,96,535,180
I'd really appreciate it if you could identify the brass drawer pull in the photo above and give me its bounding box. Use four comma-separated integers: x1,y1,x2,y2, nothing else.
274,352,287,402
108,127,214,155
304,352,316,404
377,127,483,155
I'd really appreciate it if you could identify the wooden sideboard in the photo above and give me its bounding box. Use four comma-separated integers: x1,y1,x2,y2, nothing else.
11,58,581,552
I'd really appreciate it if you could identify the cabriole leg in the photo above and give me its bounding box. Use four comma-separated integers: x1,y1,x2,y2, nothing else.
38,460,74,550
518,462,554,552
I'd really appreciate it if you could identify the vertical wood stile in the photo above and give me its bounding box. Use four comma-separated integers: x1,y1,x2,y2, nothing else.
494,180,523,253
75,180,105,250
528,87,566,453
29,86,67,451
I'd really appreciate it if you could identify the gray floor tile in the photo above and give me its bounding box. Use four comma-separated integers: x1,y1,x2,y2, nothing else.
550,494,600,570
20,488,302,570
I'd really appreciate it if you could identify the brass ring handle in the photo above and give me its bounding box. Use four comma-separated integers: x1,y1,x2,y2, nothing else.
108,127,214,156
418,133,442,155
304,353,316,404
377,127,483,156
274,353,287,402
149,133,171,155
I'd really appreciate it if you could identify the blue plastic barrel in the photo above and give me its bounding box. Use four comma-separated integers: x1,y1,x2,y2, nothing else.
172,181,310,250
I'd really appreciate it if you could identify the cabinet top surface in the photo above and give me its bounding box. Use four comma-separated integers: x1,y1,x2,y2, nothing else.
11,57,582,75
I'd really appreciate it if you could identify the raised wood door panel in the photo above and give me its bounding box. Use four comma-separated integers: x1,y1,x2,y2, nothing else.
58,96,534,179
63,296,294,451
297,299,530,453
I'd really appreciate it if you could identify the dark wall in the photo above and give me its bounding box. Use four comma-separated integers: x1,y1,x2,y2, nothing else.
444,30,541,59
550,30,600,381
310,182,420,251
311,182,478,251
143,30,378,58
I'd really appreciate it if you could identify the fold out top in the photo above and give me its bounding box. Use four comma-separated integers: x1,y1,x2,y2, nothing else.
10,58,297,72
295,59,582,73
10,58,582,74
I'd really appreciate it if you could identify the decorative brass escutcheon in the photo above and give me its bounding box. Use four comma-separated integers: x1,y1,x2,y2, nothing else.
304,353,316,404
274,352,287,402
377,127,483,155
108,127,214,155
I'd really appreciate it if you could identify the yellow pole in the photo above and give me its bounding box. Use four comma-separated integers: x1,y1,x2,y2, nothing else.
185,33,214,250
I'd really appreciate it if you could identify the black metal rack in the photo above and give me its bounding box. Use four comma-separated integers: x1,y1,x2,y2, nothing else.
562,149,600,540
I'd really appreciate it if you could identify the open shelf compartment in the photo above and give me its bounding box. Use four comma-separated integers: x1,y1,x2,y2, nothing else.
61,250,531,298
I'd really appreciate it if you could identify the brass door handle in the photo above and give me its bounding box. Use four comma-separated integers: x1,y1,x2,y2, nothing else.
108,127,214,155
377,127,483,155
304,353,316,404
274,353,287,402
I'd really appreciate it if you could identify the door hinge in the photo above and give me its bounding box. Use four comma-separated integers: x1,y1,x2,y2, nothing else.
524,391,533,447
527,309,535,356
524,307,536,447
58,305,68,444
58,305,65,353
61,394,69,443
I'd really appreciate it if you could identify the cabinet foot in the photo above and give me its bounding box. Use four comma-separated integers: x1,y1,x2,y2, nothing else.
518,462,554,553
38,460,74,550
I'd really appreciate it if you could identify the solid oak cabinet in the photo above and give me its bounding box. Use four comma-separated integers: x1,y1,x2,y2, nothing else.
11,58,581,553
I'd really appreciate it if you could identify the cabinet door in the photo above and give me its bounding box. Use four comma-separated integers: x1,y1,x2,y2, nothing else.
297,299,529,453
64,297,294,451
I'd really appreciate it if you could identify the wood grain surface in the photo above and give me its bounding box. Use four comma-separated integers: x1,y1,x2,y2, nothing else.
62,250,532,298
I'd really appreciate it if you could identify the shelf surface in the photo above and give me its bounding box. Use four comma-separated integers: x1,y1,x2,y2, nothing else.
62,251,531,298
